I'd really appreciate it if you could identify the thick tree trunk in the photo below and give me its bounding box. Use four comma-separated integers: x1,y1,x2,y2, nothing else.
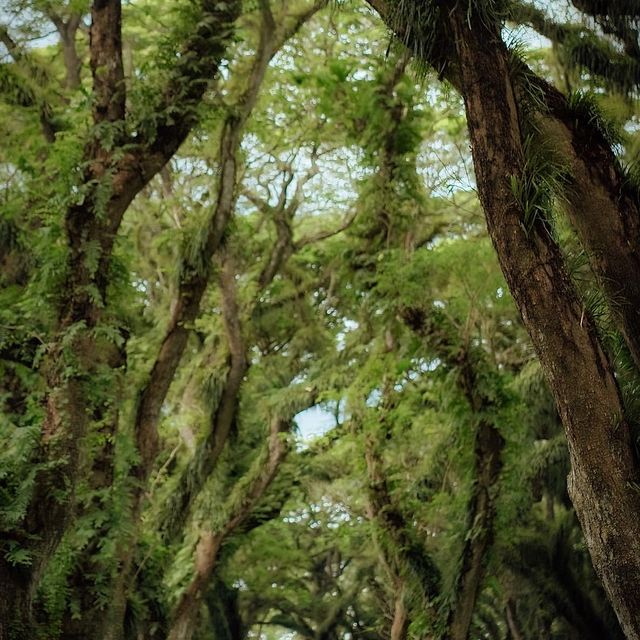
369,0,640,370
3,3,129,635
0,0,242,635
446,6,640,639
0,374,88,638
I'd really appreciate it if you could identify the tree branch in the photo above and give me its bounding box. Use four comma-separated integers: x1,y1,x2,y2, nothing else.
90,0,125,124
0,25,58,142
295,208,358,249
134,1,278,486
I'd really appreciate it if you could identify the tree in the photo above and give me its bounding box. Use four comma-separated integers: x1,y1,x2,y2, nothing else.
366,2,640,636
1,1,639,639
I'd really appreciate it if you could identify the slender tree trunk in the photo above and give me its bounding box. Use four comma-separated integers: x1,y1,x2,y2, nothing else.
60,17,82,90
154,0,327,544
364,434,415,638
49,12,82,90
364,430,440,609
167,415,293,640
447,349,504,640
445,6,640,639
505,600,523,640
132,0,327,489
390,582,409,640
446,417,503,640
156,255,248,542
168,531,224,640
400,311,505,640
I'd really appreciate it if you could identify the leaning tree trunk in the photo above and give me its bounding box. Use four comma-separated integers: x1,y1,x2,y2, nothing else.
444,5,640,639
167,414,295,640
532,81,640,370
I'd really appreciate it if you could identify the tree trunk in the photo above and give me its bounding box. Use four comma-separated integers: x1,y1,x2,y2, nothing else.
0,0,243,634
60,16,82,90
49,11,83,90
446,418,503,640
390,583,409,640
167,415,294,640
447,348,504,640
368,0,640,371
532,80,640,370
156,255,248,542
168,531,224,640
445,6,640,639
400,311,505,640
364,429,440,608
505,600,523,640
0,564,31,640
364,434,416,638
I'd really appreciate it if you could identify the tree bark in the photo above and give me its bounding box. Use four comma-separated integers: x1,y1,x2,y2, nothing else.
505,600,523,640
49,12,82,90
390,585,409,640
446,414,503,639
132,0,326,492
157,255,248,542
531,79,640,370
444,6,640,639
1,5,129,631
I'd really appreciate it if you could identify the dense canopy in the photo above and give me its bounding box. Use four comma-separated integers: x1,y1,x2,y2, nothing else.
1,1,640,639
